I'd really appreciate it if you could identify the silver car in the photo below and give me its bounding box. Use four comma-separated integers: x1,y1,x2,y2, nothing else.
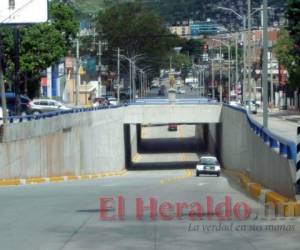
196,156,221,177
29,99,72,115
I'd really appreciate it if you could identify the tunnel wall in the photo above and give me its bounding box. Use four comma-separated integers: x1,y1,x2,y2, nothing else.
130,124,138,161
219,105,296,198
0,109,126,179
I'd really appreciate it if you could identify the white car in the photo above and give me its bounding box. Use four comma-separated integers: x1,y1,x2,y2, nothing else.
244,100,258,114
176,88,186,94
196,156,221,177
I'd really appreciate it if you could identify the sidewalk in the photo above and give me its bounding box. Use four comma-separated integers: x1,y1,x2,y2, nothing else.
253,108,299,143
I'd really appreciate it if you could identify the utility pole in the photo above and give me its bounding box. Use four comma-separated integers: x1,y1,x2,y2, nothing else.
117,48,120,103
235,35,239,95
262,0,269,128
75,37,80,106
129,59,132,102
0,34,8,124
242,15,247,104
270,48,274,108
219,45,223,102
212,59,215,99
132,58,136,101
247,0,252,108
14,27,21,115
228,42,231,103
98,41,102,98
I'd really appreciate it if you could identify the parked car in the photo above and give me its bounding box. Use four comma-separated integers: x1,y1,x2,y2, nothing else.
92,97,109,107
29,99,72,115
158,85,166,96
244,100,258,114
117,89,130,101
5,92,31,116
196,156,221,177
106,96,118,106
176,88,186,94
168,123,177,131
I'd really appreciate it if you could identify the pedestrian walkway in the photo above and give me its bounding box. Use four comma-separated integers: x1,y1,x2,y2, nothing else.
253,109,299,143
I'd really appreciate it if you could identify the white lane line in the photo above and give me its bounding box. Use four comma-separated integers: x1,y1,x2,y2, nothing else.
197,183,208,186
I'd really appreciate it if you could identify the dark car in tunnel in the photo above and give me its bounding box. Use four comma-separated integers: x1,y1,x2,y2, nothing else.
168,123,178,131
196,156,221,177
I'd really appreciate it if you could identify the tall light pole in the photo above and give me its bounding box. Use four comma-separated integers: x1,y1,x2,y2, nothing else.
235,34,239,94
213,39,231,103
0,34,8,124
219,44,223,102
217,6,247,103
117,48,120,104
247,0,252,106
262,0,269,128
75,37,80,106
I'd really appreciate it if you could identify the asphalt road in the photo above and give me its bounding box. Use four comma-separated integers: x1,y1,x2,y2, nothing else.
0,126,300,250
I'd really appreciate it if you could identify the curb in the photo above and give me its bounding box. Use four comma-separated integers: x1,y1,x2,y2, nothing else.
224,169,300,217
0,169,127,187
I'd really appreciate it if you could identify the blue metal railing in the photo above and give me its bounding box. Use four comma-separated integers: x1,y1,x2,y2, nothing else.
2,100,296,164
224,103,297,164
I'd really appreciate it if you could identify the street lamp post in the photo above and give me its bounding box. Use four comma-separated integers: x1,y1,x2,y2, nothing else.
262,0,269,128
213,39,231,103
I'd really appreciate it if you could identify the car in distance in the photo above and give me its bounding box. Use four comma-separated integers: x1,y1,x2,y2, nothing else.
29,99,72,115
196,156,221,177
5,92,31,116
168,123,177,131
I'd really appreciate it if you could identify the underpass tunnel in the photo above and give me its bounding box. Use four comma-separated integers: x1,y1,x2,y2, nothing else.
124,123,221,171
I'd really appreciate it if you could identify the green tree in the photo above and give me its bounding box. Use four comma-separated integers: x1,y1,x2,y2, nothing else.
95,1,180,74
275,0,300,87
0,0,79,97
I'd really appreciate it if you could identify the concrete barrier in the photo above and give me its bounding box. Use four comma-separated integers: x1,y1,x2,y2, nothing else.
220,105,296,199
0,108,126,179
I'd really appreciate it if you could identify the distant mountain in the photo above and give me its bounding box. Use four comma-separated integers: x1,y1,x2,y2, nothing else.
75,0,286,29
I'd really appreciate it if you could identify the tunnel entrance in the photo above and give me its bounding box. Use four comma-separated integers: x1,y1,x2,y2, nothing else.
124,123,221,171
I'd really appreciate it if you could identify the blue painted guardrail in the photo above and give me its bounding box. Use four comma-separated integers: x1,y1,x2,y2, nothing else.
0,98,217,124
2,99,295,164
0,104,126,124
224,103,297,164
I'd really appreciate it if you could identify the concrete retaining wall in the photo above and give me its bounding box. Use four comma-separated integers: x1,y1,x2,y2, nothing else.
124,104,222,124
0,109,126,179
220,106,296,198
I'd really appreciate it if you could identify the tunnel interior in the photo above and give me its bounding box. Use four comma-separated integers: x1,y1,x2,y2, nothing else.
124,123,221,171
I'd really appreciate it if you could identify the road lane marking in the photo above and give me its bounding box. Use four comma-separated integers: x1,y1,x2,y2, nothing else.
0,169,127,187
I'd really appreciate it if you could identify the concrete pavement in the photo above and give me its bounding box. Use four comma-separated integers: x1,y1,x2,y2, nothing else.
1,170,300,250
253,110,299,143
1,126,299,249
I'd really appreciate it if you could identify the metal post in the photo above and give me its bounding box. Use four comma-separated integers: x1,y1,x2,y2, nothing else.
117,48,120,103
247,0,252,108
270,48,274,107
0,33,8,124
212,59,215,100
75,38,80,106
235,35,239,95
98,41,102,98
228,43,231,103
262,0,269,128
13,27,21,115
242,15,247,103
132,58,136,102
220,44,223,102
129,59,132,102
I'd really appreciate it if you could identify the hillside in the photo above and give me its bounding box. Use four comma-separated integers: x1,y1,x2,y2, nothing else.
75,0,286,29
